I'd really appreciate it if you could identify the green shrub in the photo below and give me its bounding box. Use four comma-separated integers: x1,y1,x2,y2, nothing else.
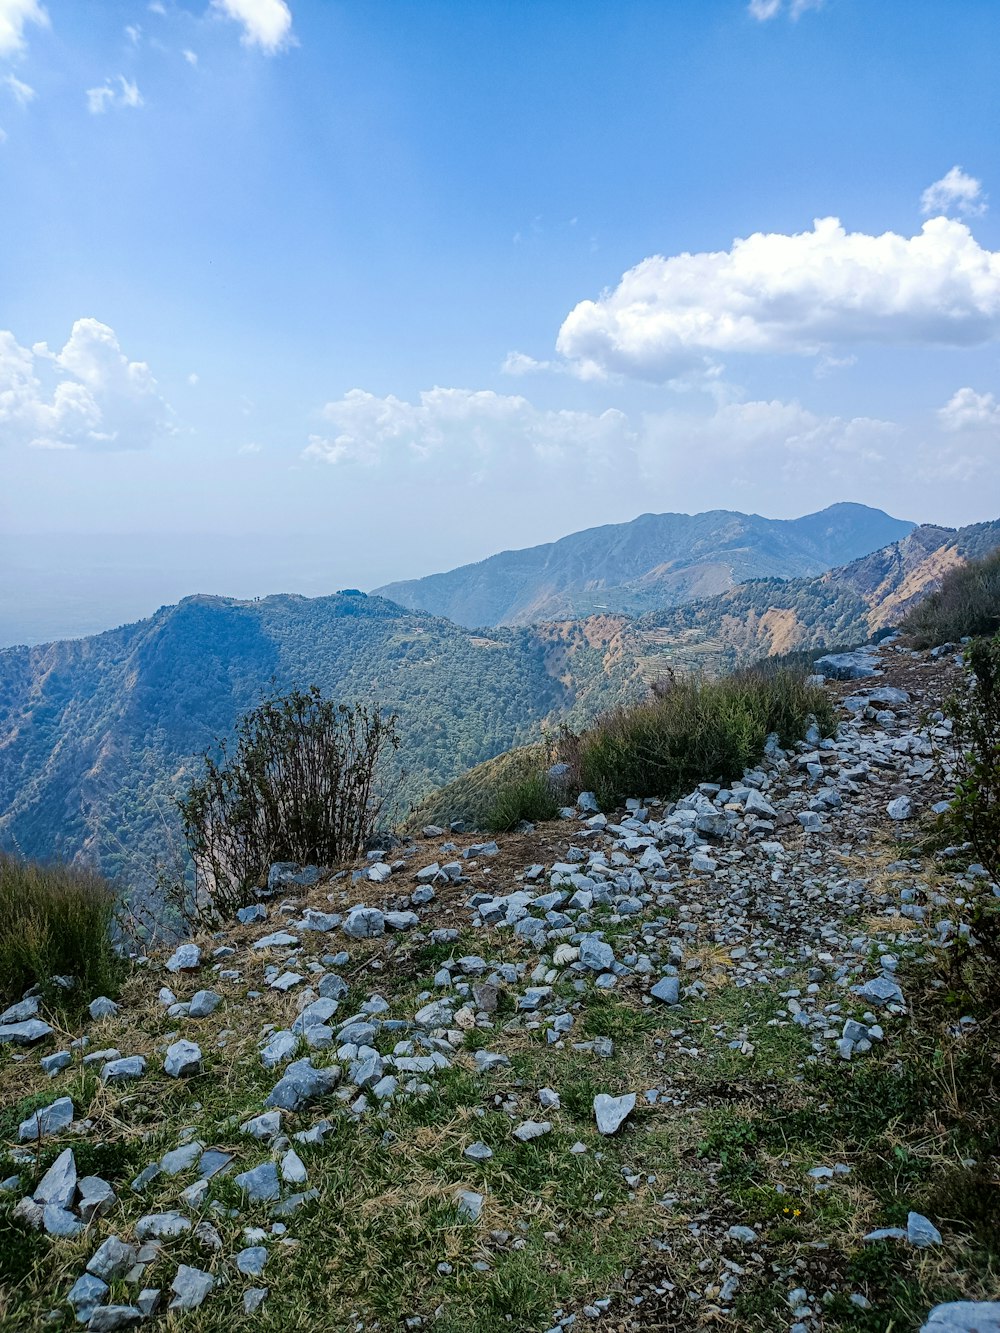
562,665,834,808
0,856,123,1012
900,546,1000,648
947,634,1000,890
485,769,562,832
179,687,400,919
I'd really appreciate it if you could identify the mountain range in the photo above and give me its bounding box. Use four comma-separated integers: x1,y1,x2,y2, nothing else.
1,502,996,899
374,502,915,626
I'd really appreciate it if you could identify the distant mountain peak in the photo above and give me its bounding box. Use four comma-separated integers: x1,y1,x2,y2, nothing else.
372,503,915,628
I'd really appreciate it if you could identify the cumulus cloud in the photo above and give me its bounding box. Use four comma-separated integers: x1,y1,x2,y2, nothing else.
211,0,293,53
643,398,896,482
0,0,48,58
921,166,987,218
937,386,1000,432
300,382,908,513
303,387,635,471
0,318,171,450
555,217,1000,382
4,72,34,104
86,76,143,114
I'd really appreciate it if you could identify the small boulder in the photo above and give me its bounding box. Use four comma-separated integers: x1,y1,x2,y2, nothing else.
593,1092,635,1136
164,1040,202,1078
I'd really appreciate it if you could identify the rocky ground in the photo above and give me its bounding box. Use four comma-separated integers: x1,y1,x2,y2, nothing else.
1,640,998,1332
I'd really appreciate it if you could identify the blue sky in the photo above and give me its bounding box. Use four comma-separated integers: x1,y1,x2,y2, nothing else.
1,0,999,643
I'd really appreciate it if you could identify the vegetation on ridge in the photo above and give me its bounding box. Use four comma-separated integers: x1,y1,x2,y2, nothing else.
564,665,835,810
0,856,123,1013
179,689,400,920
899,545,1000,648
415,664,835,832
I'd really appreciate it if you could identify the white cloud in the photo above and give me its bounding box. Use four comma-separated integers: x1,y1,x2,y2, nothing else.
0,318,171,450
125,23,141,45
937,386,1000,432
0,125,6,143
0,0,48,58
238,441,262,454
555,217,1000,382
4,72,34,104
501,350,553,376
921,165,986,218
183,48,198,65
303,387,635,471
86,75,143,114
645,398,896,475
749,0,824,20
211,0,293,54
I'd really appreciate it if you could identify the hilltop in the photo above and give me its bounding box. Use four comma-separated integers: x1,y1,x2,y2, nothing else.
0,594,641,893
374,504,915,628
1,642,996,1331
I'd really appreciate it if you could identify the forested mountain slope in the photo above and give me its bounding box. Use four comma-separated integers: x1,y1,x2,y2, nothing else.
0,593,643,889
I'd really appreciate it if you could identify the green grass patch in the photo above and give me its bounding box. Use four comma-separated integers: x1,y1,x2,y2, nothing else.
900,546,1000,647
560,665,835,809
0,855,125,1014
485,769,562,833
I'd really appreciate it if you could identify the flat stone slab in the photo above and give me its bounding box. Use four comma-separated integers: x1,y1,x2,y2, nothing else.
19,1096,73,1141
0,1019,53,1045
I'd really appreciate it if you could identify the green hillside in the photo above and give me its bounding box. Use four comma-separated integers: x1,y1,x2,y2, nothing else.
0,594,642,900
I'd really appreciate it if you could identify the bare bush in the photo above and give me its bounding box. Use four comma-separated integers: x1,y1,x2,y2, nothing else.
178,688,400,919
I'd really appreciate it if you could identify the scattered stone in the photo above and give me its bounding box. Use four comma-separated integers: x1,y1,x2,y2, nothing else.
89,996,118,1020
168,1264,215,1311
164,1039,202,1078
234,1161,281,1203
649,976,680,1005
87,1305,144,1330
463,1142,493,1162
41,1051,72,1076
87,1237,137,1282
513,1120,551,1143
593,1093,636,1136
244,1288,269,1314
343,907,385,938
101,1056,147,1083
78,1175,115,1222
18,1096,73,1141
455,1189,484,1222
34,1147,76,1210
907,1211,943,1248
237,1246,268,1276
920,1303,1000,1332
165,944,201,973
0,1018,53,1045
67,1272,109,1323
188,989,221,1018
579,936,615,971
265,1058,340,1111
134,1212,192,1241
